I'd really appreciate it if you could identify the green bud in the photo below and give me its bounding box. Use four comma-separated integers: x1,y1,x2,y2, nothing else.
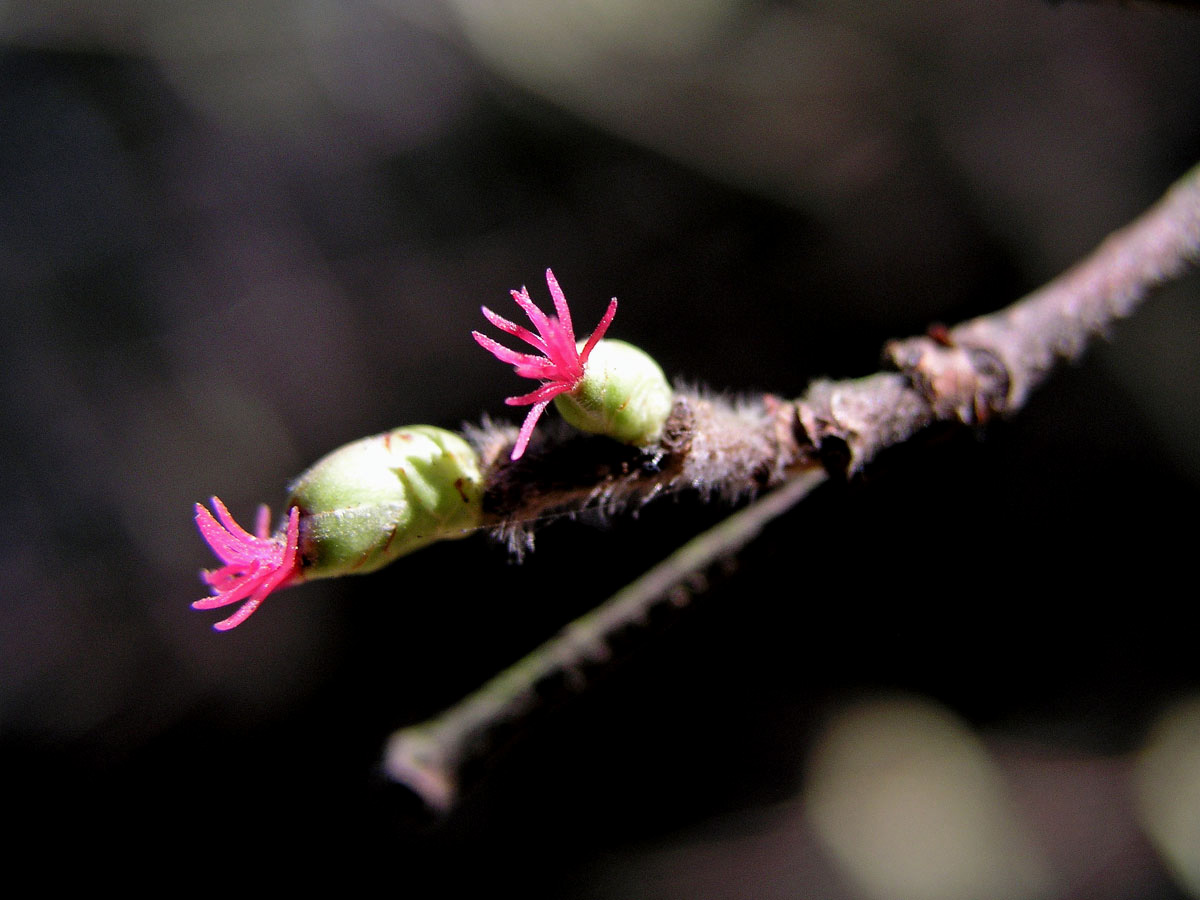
287,425,483,579
553,339,674,447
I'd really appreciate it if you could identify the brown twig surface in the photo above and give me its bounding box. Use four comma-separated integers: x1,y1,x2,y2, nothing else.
473,389,812,555
386,161,1200,812
888,160,1200,425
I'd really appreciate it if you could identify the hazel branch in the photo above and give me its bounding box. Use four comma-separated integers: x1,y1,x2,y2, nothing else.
475,160,1200,534
887,159,1200,430
385,160,1200,810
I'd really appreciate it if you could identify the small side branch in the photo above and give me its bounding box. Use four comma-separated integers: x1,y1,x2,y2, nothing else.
383,468,828,813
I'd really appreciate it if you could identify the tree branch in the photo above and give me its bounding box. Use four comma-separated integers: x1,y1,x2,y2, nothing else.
478,162,1200,528
887,160,1200,428
385,160,1200,811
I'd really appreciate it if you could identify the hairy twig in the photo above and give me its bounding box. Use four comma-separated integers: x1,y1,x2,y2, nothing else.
474,388,812,555
475,162,1200,525
385,160,1200,811
887,161,1200,428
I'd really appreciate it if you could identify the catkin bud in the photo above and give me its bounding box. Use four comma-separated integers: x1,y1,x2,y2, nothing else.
287,425,483,579
552,339,673,447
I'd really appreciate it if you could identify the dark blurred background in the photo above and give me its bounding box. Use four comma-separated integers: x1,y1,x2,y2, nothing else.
3,0,1200,895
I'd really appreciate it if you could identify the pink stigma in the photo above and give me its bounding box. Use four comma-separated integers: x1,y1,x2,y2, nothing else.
473,268,617,460
193,497,302,631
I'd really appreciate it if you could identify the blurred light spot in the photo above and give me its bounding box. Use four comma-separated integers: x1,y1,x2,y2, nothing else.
1135,695,1200,898
804,695,1048,900
447,0,732,76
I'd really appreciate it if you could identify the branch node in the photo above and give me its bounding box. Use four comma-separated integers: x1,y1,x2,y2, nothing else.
886,337,1011,423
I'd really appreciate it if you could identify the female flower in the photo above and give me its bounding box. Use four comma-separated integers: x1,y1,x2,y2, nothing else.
473,268,617,459
193,426,484,630
474,269,673,458
193,498,302,631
